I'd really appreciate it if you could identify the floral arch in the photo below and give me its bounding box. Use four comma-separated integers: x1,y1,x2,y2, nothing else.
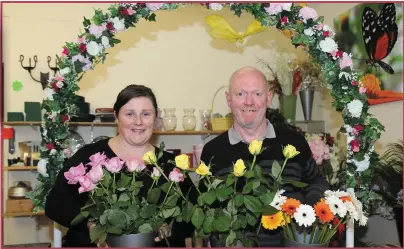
28,3,384,213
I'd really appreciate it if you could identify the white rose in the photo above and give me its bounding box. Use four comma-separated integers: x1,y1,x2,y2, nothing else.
44,88,55,101
101,36,110,48
56,81,64,88
37,159,49,177
347,99,363,118
209,3,223,11
281,3,292,11
86,41,100,56
112,17,125,32
319,37,338,53
304,28,314,36
59,67,70,76
50,149,57,155
352,154,370,172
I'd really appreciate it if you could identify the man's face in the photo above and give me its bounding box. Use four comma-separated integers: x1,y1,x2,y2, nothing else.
226,70,272,129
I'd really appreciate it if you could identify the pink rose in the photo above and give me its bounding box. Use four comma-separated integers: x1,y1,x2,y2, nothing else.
339,52,353,70
359,87,367,94
299,7,318,23
145,3,164,11
350,139,360,152
77,35,86,44
265,3,292,15
64,163,86,184
353,124,364,136
280,16,289,25
315,23,324,30
104,157,124,173
86,165,104,183
126,159,146,173
56,75,64,82
78,176,96,193
127,7,134,15
169,168,184,183
87,152,107,167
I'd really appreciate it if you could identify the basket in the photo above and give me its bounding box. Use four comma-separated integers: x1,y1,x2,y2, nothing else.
211,85,233,131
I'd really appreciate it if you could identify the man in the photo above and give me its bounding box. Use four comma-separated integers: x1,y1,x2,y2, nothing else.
200,66,329,247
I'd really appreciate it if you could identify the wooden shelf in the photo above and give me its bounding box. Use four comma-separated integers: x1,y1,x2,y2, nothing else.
2,122,226,135
3,166,37,171
3,211,45,217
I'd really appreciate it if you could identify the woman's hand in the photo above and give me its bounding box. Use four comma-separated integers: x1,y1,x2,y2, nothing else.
87,221,109,248
154,223,171,243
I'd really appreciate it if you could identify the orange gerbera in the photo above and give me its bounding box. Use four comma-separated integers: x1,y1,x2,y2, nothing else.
340,196,352,203
281,198,301,216
314,201,335,223
261,211,284,230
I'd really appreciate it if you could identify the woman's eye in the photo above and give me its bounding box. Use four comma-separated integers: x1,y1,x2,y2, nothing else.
126,113,134,117
143,113,151,116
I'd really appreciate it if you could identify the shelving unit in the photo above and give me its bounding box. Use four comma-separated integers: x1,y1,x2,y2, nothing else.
3,211,45,218
3,166,37,171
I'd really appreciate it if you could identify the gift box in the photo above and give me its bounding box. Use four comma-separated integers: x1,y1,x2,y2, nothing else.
7,112,24,121
24,102,41,121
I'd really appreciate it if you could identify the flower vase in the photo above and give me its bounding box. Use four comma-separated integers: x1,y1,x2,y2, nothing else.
163,108,177,131
282,230,329,247
279,94,297,122
299,88,315,121
182,108,196,131
106,232,155,248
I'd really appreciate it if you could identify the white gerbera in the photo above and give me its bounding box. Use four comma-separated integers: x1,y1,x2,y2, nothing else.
347,99,363,118
344,201,359,221
325,195,347,218
294,204,316,227
270,189,287,210
324,190,348,198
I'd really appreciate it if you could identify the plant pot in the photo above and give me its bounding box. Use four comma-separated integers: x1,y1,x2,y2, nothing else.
279,94,297,122
282,230,329,247
299,89,315,121
106,232,155,248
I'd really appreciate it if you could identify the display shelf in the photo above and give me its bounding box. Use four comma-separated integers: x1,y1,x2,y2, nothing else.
3,211,45,217
3,122,225,135
3,166,37,171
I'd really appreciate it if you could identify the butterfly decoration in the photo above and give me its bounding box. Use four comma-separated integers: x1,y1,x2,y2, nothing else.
204,14,267,44
361,3,398,74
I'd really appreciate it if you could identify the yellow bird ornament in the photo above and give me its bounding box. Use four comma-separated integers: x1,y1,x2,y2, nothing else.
205,14,267,44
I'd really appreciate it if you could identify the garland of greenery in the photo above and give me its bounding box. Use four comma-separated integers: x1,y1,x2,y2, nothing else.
27,3,385,214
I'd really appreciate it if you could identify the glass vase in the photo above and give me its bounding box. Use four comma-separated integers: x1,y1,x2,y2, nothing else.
182,108,196,131
163,108,177,131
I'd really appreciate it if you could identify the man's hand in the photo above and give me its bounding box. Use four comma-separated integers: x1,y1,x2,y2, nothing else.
87,221,109,248
154,223,171,244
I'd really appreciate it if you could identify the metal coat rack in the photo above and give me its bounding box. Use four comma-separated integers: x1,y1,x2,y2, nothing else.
19,55,59,89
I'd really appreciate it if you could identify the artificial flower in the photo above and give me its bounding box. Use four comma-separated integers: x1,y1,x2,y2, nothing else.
143,151,157,165
359,86,367,94
146,3,164,11
314,201,335,223
59,67,70,76
298,7,318,23
294,204,316,227
281,198,301,216
347,99,363,118
101,36,110,48
248,139,263,156
37,158,49,177
44,88,55,101
195,162,211,176
303,28,314,36
261,211,284,230
209,3,223,11
87,41,101,56
233,159,246,177
175,154,190,170
282,144,300,159
112,17,125,32
339,52,353,69
88,24,106,38
349,139,360,152
265,3,292,15
319,37,338,53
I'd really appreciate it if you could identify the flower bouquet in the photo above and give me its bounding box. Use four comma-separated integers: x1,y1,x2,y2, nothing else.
261,189,368,246
171,140,308,247
66,145,188,247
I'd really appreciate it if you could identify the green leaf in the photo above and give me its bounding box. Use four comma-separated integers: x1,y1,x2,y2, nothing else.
213,215,230,232
127,204,139,220
226,175,235,186
140,204,157,219
165,194,179,208
70,212,87,225
252,180,261,189
182,201,194,223
225,230,237,247
89,225,106,243
317,16,324,23
211,179,224,189
253,165,263,178
227,199,237,216
271,160,282,180
107,209,128,228
162,207,177,218
147,188,161,204
259,191,276,206
283,179,308,188
117,173,131,190
138,223,153,233
262,205,279,215
234,194,244,207
160,182,172,193
216,187,233,201
243,195,262,213
242,182,253,194
107,227,122,234
118,193,130,202
202,191,216,205
101,170,112,187
203,216,215,234
246,212,257,226
244,171,254,179
191,207,205,229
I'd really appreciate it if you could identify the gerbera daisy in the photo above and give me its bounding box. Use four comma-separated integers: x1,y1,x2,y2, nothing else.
325,195,347,218
314,201,334,223
270,189,287,210
294,204,316,227
340,196,352,203
261,211,284,230
344,201,359,221
281,198,301,216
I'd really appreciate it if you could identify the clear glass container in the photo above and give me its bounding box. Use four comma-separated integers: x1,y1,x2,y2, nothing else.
163,108,177,131
199,109,212,131
182,108,196,131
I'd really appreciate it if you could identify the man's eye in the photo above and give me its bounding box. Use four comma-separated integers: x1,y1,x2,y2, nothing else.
236,92,244,96
255,92,263,96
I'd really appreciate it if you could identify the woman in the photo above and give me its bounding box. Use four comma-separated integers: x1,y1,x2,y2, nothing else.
45,85,194,247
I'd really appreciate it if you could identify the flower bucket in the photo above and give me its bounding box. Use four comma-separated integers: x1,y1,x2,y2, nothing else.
211,85,233,131
106,232,155,248
279,94,297,122
282,230,329,248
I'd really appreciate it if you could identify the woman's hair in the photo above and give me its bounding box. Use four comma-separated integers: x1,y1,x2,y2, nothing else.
113,84,158,116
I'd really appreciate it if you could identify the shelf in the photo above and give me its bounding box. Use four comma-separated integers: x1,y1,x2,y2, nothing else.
2,122,226,135
3,211,45,217
3,166,37,171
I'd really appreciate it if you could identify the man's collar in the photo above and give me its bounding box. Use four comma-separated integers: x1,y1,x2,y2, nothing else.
228,119,276,145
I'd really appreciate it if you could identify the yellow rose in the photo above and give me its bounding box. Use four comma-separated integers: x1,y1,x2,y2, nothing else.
233,159,246,177
282,144,300,159
142,151,157,165
195,162,211,176
248,139,263,156
175,154,190,170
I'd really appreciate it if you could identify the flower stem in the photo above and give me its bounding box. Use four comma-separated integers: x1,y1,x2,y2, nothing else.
250,155,257,171
309,222,318,244
276,158,289,182
304,227,307,244
186,172,201,195
153,163,170,182
159,182,174,212
290,220,297,241
113,173,116,194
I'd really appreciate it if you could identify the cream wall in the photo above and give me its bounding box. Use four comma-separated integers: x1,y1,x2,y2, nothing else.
2,3,322,245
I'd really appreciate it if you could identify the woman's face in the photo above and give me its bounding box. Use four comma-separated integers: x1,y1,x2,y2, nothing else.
116,97,156,147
